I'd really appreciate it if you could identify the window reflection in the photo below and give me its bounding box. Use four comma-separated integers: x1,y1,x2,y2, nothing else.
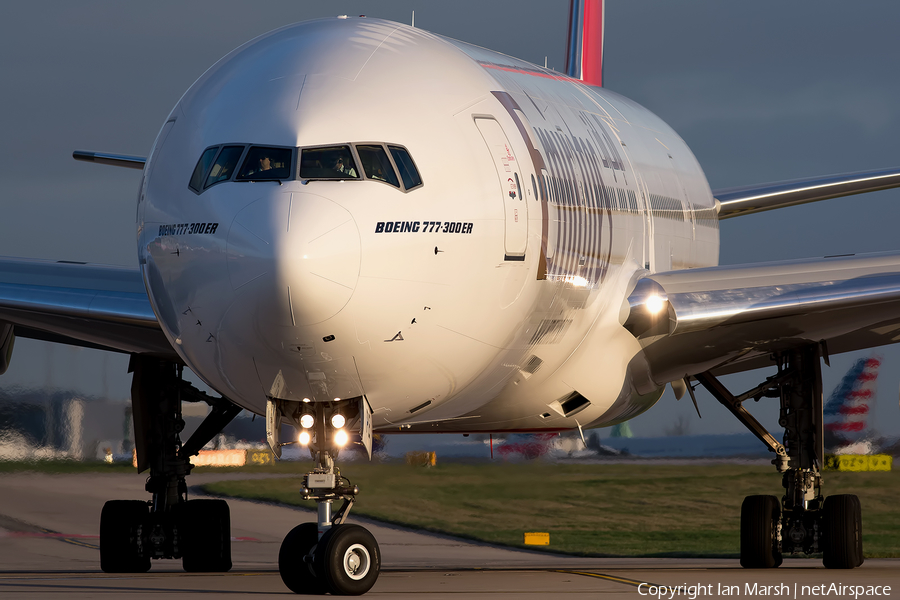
237,147,292,181
357,145,400,188
204,146,244,188
299,146,359,179
189,142,422,193
388,146,422,190
189,147,218,192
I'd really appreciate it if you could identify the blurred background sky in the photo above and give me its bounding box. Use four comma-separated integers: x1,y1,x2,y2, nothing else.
0,0,899,439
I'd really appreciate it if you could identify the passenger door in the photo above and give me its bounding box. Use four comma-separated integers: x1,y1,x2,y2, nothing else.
475,117,528,261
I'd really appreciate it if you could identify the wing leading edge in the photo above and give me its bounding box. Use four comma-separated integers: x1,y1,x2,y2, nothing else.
0,257,174,359
714,166,900,219
625,251,900,384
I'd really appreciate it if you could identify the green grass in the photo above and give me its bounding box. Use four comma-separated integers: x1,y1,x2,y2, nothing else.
203,461,900,558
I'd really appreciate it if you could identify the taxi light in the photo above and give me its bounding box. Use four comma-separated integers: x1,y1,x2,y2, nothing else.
300,414,314,429
334,429,349,447
331,414,346,429
299,430,311,445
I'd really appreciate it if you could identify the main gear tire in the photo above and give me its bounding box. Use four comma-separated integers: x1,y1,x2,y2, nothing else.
740,495,783,568
822,494,864,569
100,500,151,573
180,499,232,572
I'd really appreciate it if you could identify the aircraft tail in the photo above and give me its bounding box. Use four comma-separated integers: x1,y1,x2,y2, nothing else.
823,355,881,451
565,0,605,86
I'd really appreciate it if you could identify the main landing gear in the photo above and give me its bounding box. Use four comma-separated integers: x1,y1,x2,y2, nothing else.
272,397,381,595
694,345,863,569
99,356,241,573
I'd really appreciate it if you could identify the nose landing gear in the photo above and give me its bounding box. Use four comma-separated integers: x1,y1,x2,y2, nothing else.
274,397,381,595
695,345,864,569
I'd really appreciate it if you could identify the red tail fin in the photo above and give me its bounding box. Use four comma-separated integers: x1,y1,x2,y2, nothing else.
565,0,605,86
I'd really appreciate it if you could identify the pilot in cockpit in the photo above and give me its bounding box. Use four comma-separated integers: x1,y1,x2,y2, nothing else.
256,154,272,173
333,156,357,178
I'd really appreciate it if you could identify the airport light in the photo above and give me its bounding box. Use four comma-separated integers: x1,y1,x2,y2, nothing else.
300,413,314,429
298,430,311,445
331,413,345,429
334,429,349,447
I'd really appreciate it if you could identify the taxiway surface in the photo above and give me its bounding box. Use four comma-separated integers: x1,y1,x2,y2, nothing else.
0,472,897,598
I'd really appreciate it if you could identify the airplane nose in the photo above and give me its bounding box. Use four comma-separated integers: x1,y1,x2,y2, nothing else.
226,191,361,326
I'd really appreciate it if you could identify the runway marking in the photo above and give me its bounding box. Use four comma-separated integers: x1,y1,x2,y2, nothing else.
0,572,276,580
554,569,664,589
3,529,259,551
7,532,98,539
23,527,100,550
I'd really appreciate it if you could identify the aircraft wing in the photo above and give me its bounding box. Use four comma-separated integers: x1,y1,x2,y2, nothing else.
0,257,175,360
714,166,900,219
625,251,900,382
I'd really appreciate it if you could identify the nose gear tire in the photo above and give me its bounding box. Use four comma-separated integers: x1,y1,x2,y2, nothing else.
279,523,326,594
316,524,381,595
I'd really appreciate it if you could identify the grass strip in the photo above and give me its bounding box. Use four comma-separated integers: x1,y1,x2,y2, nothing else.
203,461,900,558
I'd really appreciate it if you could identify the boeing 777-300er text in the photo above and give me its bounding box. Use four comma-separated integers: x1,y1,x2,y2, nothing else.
3,0,900,594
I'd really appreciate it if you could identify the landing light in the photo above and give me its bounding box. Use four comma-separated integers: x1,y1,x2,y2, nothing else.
645,295,666,314
299,430,311,445
300,414,315,429
331,414,346,429
334,429,349,447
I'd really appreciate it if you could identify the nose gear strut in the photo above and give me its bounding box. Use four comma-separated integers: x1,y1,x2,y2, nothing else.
274,396,381,595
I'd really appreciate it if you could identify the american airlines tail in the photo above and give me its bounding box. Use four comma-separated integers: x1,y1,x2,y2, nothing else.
824,355,881,453
565,0,604,85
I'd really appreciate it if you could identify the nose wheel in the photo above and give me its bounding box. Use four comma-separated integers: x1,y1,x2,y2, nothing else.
278,523,326,594
279,522,380,595
317,524,380,594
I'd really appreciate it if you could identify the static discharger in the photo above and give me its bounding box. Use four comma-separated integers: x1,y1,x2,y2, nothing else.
524,532,550,546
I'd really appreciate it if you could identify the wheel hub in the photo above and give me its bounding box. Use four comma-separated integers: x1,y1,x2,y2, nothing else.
343,543,370,579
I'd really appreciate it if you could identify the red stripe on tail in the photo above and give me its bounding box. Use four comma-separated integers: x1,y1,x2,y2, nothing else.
581,0,604,87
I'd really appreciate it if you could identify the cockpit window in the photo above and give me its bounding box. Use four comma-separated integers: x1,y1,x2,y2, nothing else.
236,146,293,181
189,146,218,192
357,145,400,188
388,146,423,190
299,146,359,179
204,145,244,188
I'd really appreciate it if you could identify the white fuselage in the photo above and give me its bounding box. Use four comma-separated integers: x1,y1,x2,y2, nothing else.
137,18,717,433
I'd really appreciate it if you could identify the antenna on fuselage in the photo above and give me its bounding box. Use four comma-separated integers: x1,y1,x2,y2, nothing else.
411,10,415,27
